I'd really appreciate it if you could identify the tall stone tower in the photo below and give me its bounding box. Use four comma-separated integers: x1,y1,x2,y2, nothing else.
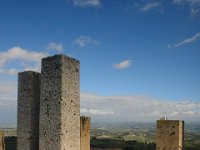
17,71,40,150
39,55,80,150
156,120,184,150
80,116,90,150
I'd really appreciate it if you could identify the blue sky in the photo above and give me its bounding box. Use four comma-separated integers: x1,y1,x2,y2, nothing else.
0,0,200,125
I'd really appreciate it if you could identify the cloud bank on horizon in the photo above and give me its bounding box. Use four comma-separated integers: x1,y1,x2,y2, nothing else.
0,81,200,124
80,92,200,122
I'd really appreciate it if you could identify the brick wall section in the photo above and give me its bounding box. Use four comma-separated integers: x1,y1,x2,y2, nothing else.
156,120,184,150
80,116,90,150
39,55,80,150
17,71,40,150
0,132,5,150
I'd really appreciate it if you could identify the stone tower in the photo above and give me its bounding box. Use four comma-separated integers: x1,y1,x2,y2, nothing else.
17,71,40,150
0,132,5,150
39,55,80,150
80,116,90,150
156,120,184,150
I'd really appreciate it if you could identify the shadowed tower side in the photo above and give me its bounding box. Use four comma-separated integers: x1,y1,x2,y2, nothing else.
39,55,80,150
80,116,90,150
17,71,40,150
156,120,184,150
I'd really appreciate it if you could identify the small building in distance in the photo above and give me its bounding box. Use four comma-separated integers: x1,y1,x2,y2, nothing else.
0,132,5,150
80,116,90,150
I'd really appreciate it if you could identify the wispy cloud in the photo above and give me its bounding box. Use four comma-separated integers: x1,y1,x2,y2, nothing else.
114,59,131,69
45,42,64,52
190,8,200,16
72,36,99,47
81,108,114,115
80,92,200,122
139,2,163,12
174,32,200,47
71,0,101,7
173,0,200,5
173,0,200,16
0,46,46,75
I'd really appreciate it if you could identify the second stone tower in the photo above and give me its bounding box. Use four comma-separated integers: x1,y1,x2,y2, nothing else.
39,55,80,150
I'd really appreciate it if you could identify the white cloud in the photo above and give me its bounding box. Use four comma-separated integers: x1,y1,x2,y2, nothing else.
139,2,163,12
80,92,200,122
45,42,64,52
114,59,131,69
71,0,101,7
81,108,114,115
174,32,200,47
0,46,45,67
173,0,200,16
72,36,99,47
0,46,46,75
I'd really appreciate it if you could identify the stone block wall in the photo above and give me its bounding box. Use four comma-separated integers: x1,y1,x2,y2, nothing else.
39,55,80,150
156,120,184,150
17,71,40,150
80,116,90,150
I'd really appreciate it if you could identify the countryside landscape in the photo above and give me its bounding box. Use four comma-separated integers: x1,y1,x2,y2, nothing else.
1,121,200,150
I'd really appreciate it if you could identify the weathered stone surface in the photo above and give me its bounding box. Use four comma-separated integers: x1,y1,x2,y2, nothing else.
39,55,80,150
156,120,184,150
17,71,40,150
0,132,5,150
80,116,90,150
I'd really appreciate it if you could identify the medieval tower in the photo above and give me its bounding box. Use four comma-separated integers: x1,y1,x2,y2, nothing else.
17,71,40,150
156,120,184,150
39,55,80,150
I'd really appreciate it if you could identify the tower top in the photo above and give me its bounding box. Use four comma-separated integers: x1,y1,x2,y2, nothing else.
42,54,80,63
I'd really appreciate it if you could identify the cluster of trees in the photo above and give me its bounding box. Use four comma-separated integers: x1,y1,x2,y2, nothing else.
185,144,200,150
91,138,200,150
91,138,156,150
4,136,17,150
